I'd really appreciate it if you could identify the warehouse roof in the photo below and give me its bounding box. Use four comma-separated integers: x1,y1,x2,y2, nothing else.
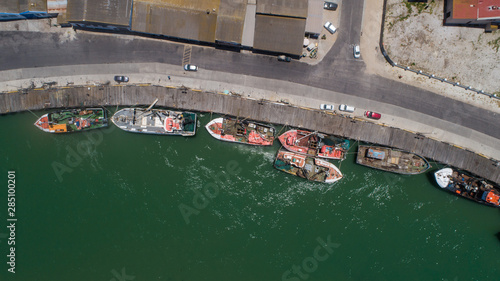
253,14,306,55
305,0,323,34
1,0,47,13
215,0,246,44
66,0,132,26
256,0,308,18
131,0,219,43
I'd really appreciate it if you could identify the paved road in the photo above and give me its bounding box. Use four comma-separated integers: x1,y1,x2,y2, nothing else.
0,0,498,140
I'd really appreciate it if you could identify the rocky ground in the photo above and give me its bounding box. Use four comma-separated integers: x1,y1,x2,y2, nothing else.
384,0,500,104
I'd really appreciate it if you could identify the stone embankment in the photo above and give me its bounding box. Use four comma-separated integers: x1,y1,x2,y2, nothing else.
1,84,499,184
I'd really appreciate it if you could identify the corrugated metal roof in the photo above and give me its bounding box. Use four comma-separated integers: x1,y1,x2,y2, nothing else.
21,0,47,12
0,0,21,13
0,0,47,13
66,0,132,26
253,14,305,55
131,0,218,43
305,0,322,34
215,0,246,44
256,0,308,18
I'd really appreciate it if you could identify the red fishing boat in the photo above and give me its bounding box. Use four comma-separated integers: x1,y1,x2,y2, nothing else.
278,129,349,160
205,117,275,146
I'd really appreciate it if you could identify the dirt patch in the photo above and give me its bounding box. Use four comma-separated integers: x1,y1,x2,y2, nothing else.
384,0,500,100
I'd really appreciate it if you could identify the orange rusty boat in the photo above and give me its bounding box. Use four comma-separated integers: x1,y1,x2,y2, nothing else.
205,117,275,146
278,129,349,160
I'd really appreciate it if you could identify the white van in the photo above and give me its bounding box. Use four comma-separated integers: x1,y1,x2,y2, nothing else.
306,42,316,51
339,104,355,112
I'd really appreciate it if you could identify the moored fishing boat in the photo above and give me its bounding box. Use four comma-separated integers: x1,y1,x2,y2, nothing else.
278,129,349,160
356,145,430,175
273,149,343,183
434,168,500,207
205,117,275,145
34,108,108,133
112,100,196,136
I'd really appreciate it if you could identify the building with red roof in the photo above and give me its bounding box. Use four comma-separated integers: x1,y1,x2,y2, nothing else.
445,0,500,31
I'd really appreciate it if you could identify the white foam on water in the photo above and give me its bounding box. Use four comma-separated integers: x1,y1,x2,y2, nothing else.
163,156,173,168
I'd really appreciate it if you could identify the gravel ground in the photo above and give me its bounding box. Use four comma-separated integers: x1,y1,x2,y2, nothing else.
384,0,500,98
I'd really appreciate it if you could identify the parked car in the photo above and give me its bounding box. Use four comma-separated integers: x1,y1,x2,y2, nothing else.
320,104,334,111
278,55,291,62
339,104,355,112
365,111,382,120
323,22,337,34
324,2,338,11
306,42,316,51
183,64,198,71
353,45,361,59
114,76,129,83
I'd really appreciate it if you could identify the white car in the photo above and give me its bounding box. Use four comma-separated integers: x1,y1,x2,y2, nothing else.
339,104,355,112
183,64,198,71
320,104,334,110
353,45,361,58
324,22,337,34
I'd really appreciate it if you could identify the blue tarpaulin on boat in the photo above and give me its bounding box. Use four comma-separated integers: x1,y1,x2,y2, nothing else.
367,148,385,160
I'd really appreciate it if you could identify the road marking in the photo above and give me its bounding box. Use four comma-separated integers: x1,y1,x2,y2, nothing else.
182,45,192,66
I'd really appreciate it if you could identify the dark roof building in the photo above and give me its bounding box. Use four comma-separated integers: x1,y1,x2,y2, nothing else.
66,0,132,27
253,0,308,56
253,15,306,55
131,0,219,42
215,0,247,45
63,0,317,56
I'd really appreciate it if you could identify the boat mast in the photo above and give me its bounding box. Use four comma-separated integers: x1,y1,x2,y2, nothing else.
145,98,159,112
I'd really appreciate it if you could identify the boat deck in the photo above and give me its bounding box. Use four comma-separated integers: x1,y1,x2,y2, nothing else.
444,170,500,206
35,108,107,133
274,150,342,183
112,108,196,136
357,145,430,174
221,119,274,142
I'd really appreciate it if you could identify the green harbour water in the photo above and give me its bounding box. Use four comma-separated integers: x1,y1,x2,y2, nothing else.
1,110,500,280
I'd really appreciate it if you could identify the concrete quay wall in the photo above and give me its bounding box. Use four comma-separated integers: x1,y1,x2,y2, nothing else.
2,84,499,184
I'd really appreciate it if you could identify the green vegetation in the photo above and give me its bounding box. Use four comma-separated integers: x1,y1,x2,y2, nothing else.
404,1,413,14
487,36,500,52
388,0,437,31
405,0,436,15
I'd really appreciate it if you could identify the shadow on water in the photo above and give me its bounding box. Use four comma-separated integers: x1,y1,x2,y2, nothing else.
426,168,441,189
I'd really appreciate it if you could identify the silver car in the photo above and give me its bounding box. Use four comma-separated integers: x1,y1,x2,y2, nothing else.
339,104,355,112
353,45,361,58
183,64,198,71
324,22,337,34
320,104,334,111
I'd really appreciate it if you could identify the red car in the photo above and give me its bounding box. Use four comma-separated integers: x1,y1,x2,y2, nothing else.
365,111,381,120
